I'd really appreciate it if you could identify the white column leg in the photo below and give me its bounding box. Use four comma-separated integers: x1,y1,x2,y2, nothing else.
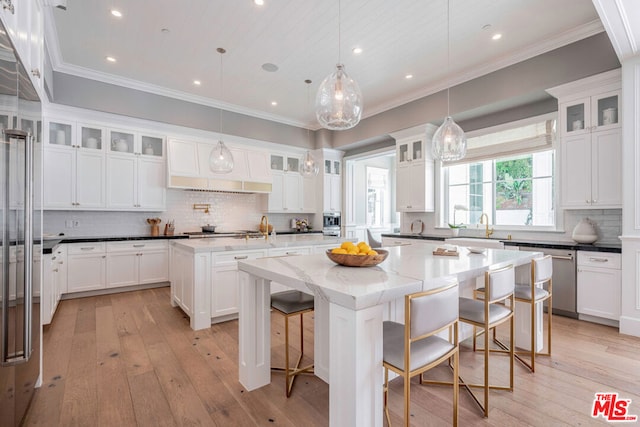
238,271,271,390
191,252,212,331
314,294,330,383
330,303,384,427
515,300,544,351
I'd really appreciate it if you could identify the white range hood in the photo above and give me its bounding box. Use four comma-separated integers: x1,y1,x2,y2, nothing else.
167,138,272,193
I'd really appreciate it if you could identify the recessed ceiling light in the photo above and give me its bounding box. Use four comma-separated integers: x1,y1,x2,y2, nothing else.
193,80,201,86
492,33,502,40
271,101,278,106
254,0,264,5
161,28,170,34
110,9,122,18
482,24,492,30
261,63,279,72
405,74,413,79
105,56,116,63
352,47,363,55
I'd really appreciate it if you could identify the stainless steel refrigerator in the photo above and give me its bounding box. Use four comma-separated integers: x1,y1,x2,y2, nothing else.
0,17,42,426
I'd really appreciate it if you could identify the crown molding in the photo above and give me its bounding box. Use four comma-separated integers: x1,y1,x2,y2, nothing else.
361,20,606,120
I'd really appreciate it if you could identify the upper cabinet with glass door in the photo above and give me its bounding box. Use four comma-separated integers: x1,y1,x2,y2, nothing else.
396,137,424,165
270,153,299,173
560,90,620,136
108,128,164,158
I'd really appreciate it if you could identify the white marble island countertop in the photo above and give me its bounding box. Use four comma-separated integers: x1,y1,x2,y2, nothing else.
238,242,542,311
171,234,353,253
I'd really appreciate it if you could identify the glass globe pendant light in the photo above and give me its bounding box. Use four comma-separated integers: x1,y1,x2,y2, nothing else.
301,79,319,177
315,0,363,130
432,0,466,162
210,47,234,174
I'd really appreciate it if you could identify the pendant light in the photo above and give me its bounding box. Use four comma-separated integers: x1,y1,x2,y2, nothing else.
315,0,363,131
301,79,319,177
209,47,234,174
432,0,466,162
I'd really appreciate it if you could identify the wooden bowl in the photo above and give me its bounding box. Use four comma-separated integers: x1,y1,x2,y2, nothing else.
325,249,389,267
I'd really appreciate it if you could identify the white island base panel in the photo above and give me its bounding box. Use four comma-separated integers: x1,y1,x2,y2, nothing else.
237,244,541,426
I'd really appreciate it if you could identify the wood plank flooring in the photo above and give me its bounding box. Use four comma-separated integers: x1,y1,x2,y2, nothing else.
23,286,640,426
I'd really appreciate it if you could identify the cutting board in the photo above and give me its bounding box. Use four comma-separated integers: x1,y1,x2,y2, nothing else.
410,219,424,234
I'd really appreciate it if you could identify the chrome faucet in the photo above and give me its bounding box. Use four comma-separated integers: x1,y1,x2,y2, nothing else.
479,213,494,238
260,215,269,239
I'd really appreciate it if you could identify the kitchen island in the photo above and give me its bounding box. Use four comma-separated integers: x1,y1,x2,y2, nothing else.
237,243,541,427
169,234,354,329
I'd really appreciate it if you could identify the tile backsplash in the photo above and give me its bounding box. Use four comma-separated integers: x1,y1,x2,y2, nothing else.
43,189,315,237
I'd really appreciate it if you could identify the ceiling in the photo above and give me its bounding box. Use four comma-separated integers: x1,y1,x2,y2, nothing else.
45,0,604,130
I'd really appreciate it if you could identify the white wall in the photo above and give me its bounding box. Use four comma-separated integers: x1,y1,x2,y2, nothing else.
43,190,315,236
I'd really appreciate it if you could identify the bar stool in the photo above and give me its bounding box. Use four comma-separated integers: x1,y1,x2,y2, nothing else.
383,281,459,426
270,290,314,397
366,228,382,248
474,256,552,373
459,265,515,418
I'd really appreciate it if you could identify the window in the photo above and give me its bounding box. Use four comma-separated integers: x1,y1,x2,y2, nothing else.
366,166,389,227
442,115,556,228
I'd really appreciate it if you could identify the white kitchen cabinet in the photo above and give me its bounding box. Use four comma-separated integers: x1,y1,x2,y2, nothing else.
268,153,308,213
1,0,43,88
267,247,312,294
561,129,621,208
106,131,166,210
577,251,621,322
167,138,199,176
323,174,341,213
42,251,64,326
169,244,194,317
106,241,168,289
547,70,622,209
66,243,107,293
393,129,435,212
211,249,268,321
43,145,105,209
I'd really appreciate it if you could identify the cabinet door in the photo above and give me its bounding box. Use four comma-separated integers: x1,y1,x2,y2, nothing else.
76,150,106,208
28,0,43,86
41,254,54,325
106,252,138,288
396,164,427,212
43,147,74,208
168,139,199,176
302,175,316,212
67,253,107,292
560,134,591,208
577,267,621,320
591,129,622,207
591,90,620,130
330,174,341,212
106,154,137,209
283,173,302,211
268,172,284,211
139,250,169,284
396,165,411,210
212,250,267,318
170,247,191,314
138,158,166,210
561,97,591,136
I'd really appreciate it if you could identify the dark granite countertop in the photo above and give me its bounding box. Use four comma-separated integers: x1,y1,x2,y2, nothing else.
380,233,621,253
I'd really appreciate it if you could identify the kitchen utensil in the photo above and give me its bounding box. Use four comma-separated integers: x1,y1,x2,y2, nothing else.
325,249,388,267
572,217,598,244
467,247,486,254
112,139,128,152
202,224,217,232
602,107,617,125
55,129,66,144
85,137,98,149
410,219,423,234
146,217,162,236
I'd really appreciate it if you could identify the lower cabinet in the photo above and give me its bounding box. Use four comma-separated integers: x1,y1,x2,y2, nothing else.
267,246,312,294
170,244,195,317
67,243,107,292
106,240,169,288
577,251,621,322
42,245,67,325
211,249,268,320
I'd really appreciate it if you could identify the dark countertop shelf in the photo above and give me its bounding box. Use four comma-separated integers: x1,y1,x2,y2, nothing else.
380,233,621,254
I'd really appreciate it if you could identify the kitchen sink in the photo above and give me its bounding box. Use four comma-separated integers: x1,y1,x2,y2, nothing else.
444,237,505,249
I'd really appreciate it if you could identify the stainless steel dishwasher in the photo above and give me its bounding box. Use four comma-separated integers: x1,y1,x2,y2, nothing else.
515,246,577,318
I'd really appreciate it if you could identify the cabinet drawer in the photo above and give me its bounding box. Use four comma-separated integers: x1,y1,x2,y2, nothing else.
268,246,312,257
213,250,268,266
67,242,106,255
107,240,168,253
577,251,620,269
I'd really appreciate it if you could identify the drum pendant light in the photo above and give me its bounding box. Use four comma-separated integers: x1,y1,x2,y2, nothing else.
432,0,466,162
315,0,362,130
301,79,319,177
210,47,234,174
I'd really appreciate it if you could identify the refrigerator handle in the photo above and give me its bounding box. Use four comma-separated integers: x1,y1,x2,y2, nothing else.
1,129,33,365
22,131,33,360
1,128,10,364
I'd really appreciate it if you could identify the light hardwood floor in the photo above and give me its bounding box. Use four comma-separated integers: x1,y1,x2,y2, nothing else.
23,286,640,426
